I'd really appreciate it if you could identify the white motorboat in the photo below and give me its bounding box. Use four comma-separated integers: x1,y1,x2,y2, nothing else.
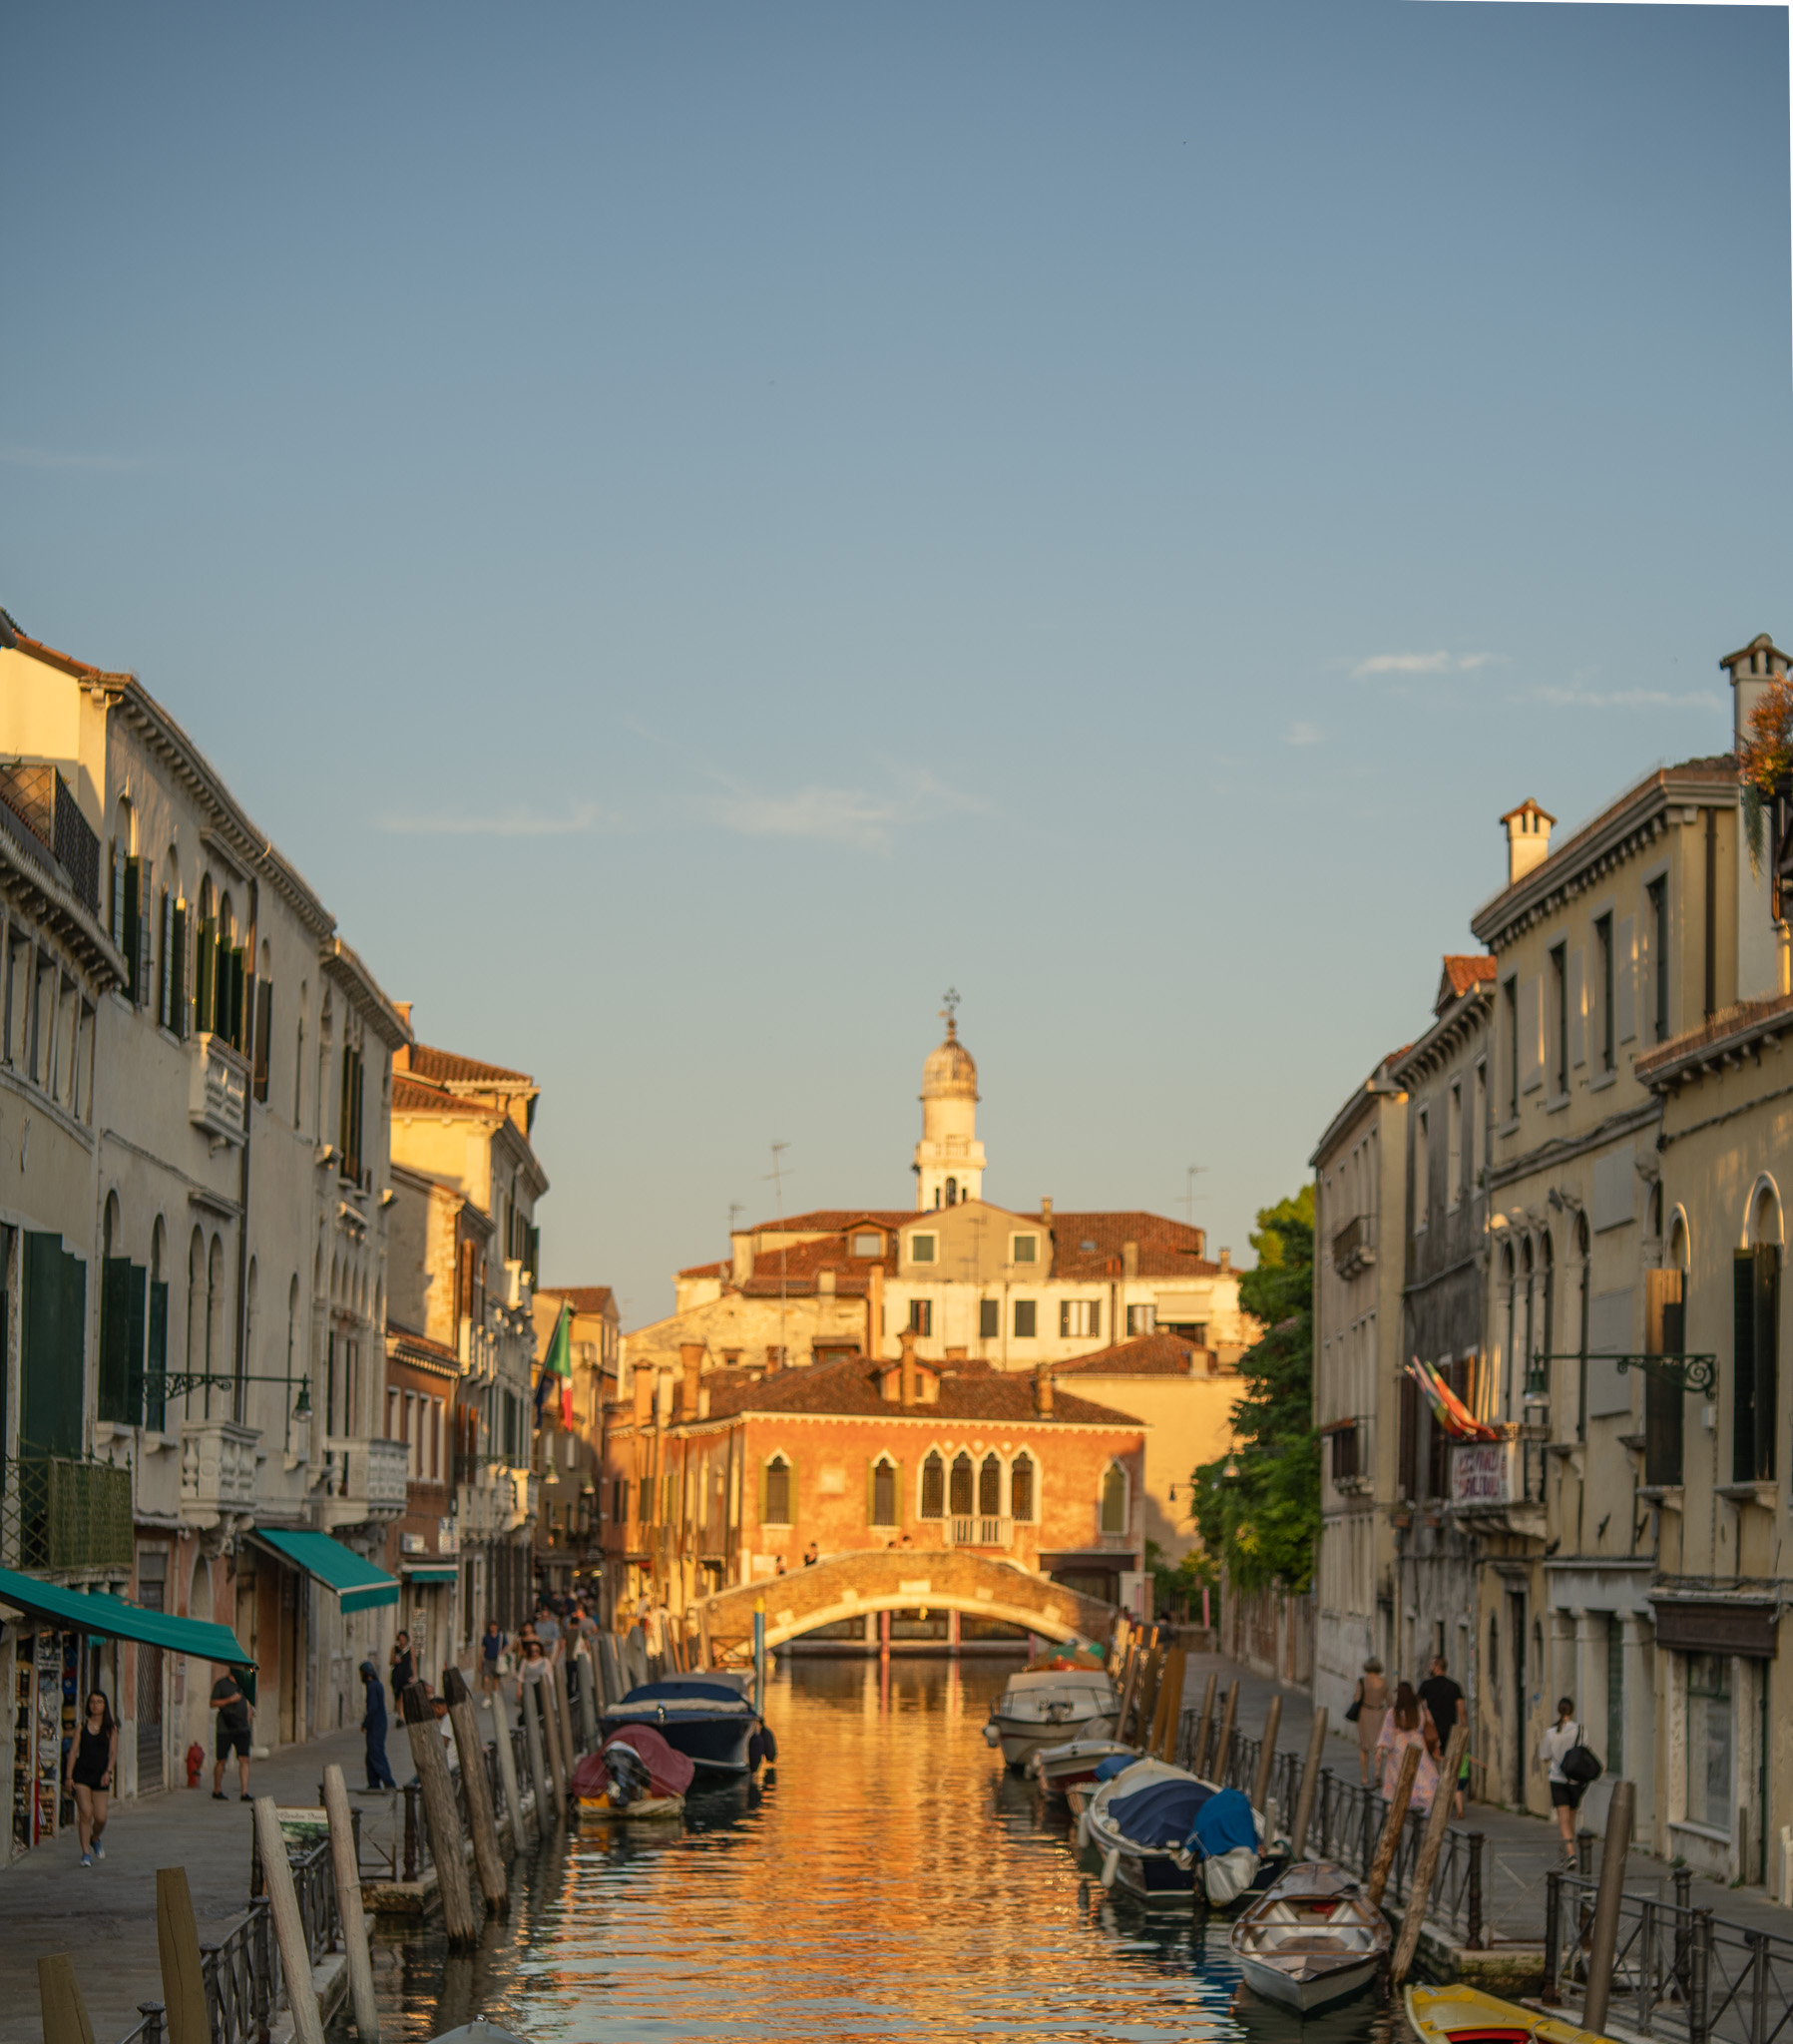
1026,1737,1136,1797
982,1669,1117,1768
1230,1862,1390,2015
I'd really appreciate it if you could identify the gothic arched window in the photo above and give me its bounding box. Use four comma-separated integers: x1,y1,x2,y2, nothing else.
763,1454,792,1525
949,1450,974,1517
1100,1460,1127,1536
978,1452,1002,1517
1010,1452,1035,1523
920,1450,945,1519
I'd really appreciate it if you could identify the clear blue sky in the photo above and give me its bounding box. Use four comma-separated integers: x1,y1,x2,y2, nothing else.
4,3,1788,1325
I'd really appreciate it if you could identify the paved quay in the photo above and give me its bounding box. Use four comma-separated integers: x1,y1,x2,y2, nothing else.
1172,1650,1793,1947
0,1724,403,2044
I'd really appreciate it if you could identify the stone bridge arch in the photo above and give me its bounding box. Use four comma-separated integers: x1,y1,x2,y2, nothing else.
698,1546,1118,1660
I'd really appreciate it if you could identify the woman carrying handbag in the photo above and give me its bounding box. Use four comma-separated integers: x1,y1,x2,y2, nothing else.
1349,1659,1388,1785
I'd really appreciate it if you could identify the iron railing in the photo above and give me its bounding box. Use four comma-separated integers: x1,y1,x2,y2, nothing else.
1174,1717,1487,1949
0,1449,134,1570
1544,1868,1793,2044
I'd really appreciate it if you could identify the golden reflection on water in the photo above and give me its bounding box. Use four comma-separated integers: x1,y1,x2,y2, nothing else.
361,1658,1399,2044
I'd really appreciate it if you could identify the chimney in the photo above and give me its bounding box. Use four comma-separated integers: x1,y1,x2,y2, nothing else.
1033,1364,1055,1418
867,1263,885,1358
1722,633,1790,756
1041,1197,1053,1222
1502,799,1556,887
765,1344,785,1374
633,1365,655,1428
900,1327,918,1409
817,1268,836,1295
1218,1247,1231,1274
1121,1240,1138,1279
679,1343,702,1422
733,1234,754,1283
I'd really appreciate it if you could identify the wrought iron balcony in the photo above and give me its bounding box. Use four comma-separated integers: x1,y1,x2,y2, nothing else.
0,1448,133,1572
1327,1416,1374,1495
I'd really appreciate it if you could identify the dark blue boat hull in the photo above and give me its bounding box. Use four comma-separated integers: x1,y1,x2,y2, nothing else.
601,1705,759,1775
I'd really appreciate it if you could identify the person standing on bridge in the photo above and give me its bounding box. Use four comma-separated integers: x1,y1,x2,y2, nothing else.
803,1542,818,1566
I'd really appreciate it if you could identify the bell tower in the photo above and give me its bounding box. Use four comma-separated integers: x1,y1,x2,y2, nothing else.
914,990,986,1210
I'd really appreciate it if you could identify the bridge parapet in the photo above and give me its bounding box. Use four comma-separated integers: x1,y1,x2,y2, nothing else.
698,1545,1118,1656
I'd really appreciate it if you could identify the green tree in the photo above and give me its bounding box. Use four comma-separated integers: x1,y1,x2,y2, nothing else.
1189,1187,1319,1594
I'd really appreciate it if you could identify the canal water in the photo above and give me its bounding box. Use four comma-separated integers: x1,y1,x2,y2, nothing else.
352,1659,1401,2044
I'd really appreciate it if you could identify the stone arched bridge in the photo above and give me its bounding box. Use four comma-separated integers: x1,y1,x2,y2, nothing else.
698,1547,1117,1662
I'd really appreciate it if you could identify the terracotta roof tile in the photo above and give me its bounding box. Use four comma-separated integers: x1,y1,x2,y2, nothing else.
1055,1332,1205,1377
746,1209,912,1235
675,1260,729,1281
405,1043,535,1089
1442,955,1497,997
543,1285,616,1315
392,1074,499,1118
686,1355,1141,1428
1044,1212,1219,1280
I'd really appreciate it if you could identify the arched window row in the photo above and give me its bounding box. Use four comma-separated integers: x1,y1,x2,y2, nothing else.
916,1446,1037,1524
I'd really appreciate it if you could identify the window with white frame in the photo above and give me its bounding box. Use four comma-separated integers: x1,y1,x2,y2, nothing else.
910,1233,937,1265
1011,1233,1039,1265
1061,1298,1100,1338
1126,1302,1156,1336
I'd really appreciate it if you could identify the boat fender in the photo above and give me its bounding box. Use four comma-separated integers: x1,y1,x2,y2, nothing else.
747,1731,764,1771
1075,1811,1090,1849
1101,1846,1121,1890
760,1724,777,1765
982,1722,1001,1749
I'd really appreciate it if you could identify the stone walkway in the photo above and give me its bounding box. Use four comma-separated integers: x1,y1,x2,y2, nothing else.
0,1722,406,2044
1172,1651,1793,1947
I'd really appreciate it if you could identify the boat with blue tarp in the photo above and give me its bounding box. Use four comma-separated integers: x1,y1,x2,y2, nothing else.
599,1676,775,1777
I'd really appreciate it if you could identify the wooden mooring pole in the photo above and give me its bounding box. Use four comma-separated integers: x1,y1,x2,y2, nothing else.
1390,1723,1470,1985
401,1683,479,1947
1289,1708,1329,1859
1365,1741,1421,1907
488,1687,528,1851
1582,1780,1636,2035
553,1658,580,1765
1213,1680,1240,1788
321,1768,380,2041
1250,1695,1283,1817
445,1668,507,1912
154,1867,208,2044
37,1956,96,2044
1190,1670,1217,1777
252,1796,329,2044
519,1673,551,1829
1154,1648,1187,1762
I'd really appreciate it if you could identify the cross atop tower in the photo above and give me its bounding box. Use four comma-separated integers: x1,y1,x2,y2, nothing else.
940,986,961,1036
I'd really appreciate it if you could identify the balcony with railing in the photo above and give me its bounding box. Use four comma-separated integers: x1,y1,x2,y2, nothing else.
1448,1425,1548,1530
180,1420,259,1525
0,765,100,915
317,1435,409,1529
190,1032,249,1146
1330,1212,1376,1278
0,1449,134,1573
947,1515,1014,1548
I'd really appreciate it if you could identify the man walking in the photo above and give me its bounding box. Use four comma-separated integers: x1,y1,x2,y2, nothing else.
481,1618,508,1695
211,1665,254,1801
1419,1653,1468,1815
360,1660,396,1791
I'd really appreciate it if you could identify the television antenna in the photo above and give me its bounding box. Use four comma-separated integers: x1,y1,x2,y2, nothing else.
1184,1164,1208,1229
765,1143,792,1363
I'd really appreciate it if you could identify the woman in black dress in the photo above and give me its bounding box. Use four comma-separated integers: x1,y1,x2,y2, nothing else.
67,1691,118,1867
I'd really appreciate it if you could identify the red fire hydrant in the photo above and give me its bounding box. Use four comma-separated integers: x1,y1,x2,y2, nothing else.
186,1742,205,1788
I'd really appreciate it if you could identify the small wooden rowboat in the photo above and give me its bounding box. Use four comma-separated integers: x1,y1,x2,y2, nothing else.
1405,1984,1615,2044
1027,1738,1135,1798
1229,1862,1389,2015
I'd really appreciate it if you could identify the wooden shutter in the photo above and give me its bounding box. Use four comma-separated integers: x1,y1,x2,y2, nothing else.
22,1232,85,1456
1734,1254,1757,1483
1755,1247,1779,1482
228,948,245,1050
147,1280,169,1429
134,859,151,1006
195,918,217,1032
1644,1267,1684,1487
120,857,141,1002
111,846,126,947
98,1258,134,1423
253,979,272,1101
170,902,188,1035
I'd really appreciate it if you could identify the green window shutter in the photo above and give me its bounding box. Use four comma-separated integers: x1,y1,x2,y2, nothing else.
195,918,216,1033
758,1457,768,1525
98,1258,134,1424
23,1233,86,1456
121,857,141,1001
228,948,245,1050
1756,1247,1780,1482
127,1265,148,1426
134,859,152,1007
866,1456,877,1525
147,1280,169,1430
253,979,272,1102
1734,1253,1756,1484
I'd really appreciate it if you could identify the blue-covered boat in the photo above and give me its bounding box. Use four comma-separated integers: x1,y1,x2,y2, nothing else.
1079,1759,1284,1908
599,1677,774,1778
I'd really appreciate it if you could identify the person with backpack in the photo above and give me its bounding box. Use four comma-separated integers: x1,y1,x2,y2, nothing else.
1538,1695,1596,1861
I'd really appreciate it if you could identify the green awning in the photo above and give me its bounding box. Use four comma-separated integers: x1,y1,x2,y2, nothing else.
0,1564,252,1665
402,1563,459,1585
251,1529,400,1613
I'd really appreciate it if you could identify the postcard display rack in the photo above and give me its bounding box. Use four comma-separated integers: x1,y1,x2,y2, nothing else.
10,1631,76,1852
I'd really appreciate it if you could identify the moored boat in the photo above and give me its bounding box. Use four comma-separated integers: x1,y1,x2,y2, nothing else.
983,1668,1118,1768
1405,1985,1613,2044
1027,1737,1136,1797
600,1678,773,1777
1229,1862,1390,2015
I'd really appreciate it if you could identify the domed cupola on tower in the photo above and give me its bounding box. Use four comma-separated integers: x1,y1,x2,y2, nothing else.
914,992,986,1210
